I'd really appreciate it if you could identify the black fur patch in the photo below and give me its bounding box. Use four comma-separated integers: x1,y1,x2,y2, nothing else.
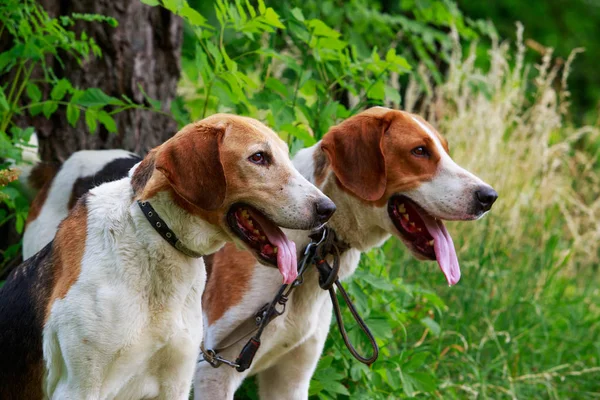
0,242,55,399
68,154,142,209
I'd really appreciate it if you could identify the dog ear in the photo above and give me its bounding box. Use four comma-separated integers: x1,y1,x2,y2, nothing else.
155,124,226,210
321,112,393,202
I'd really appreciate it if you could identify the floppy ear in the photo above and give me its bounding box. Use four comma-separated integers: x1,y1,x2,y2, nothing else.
155,124,226,210
320,113,392,202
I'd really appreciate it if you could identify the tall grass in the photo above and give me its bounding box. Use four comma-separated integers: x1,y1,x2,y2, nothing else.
392,24,600,398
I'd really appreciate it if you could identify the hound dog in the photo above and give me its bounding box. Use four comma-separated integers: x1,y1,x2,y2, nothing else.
0,114,335,399
193,107,498,399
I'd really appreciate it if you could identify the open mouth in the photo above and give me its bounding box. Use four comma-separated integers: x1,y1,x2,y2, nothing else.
388,195,461,286
226,204,297,284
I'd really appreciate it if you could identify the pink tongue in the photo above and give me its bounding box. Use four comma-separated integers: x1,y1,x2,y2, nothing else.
248,211,298,284
420,213,461,286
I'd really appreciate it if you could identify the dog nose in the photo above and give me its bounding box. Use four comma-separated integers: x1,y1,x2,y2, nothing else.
475,186,498,211
315,198,336,223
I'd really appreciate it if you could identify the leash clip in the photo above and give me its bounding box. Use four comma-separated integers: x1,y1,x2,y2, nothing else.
199,347,240,369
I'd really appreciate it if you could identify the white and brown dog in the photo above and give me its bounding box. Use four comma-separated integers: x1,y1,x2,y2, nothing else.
0,114,334,399
193,107,497,399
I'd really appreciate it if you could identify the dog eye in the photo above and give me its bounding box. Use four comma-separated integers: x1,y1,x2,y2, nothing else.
249,152,267,165
411,146,430,158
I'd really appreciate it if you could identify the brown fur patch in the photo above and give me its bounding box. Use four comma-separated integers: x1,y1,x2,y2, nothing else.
45,196,89,321
202,243,257,325
320,108,446,207
313,147,329,187
155,124,226,211
25,163,60,227
28,162,59,191
131,150,157,196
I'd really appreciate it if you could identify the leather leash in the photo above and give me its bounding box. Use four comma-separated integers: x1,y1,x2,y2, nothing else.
199,227,379,371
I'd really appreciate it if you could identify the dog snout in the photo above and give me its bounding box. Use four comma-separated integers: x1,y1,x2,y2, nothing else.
314,198,336,224
474,186,498,212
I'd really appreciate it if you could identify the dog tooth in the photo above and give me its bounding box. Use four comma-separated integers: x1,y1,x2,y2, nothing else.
248,220,253,227
397,204,406,213
254,229,260,235
428,240,434,246
403,213,410,221
260,236,266,241
410,222,415,227
417,228,422,232
273,247,278,254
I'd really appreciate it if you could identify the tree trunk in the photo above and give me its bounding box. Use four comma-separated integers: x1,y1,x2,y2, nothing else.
33,0,183,161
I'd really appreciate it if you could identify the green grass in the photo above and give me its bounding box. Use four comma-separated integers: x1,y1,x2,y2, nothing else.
398,224,600,399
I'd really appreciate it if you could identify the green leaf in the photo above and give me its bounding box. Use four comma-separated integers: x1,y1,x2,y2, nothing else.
320,380,350,396
85,108,98,133
291,8,305,21
180,5,208,26
367,80,385,101
15,213,24,234
139,0,160,5
420,317,441,336
399,369,416,397
98,110,117,133
263,8,285,29
42,101,58,118
257,0,266,14
137,84,161,110
306,20,340,38
0,88,9,111
77,88,123,107
411,372,438,392
66,104,80,127
384,84,401,105
26,83,42,102
264,78,289,98
50,79,71,101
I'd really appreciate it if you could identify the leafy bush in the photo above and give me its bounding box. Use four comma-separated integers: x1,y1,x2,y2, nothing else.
0,0,160,267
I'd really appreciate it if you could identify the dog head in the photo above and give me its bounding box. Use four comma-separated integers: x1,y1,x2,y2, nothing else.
137,114,335,283
320,107,497,285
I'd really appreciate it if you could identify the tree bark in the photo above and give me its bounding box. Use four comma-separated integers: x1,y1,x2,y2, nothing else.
33,0,183,161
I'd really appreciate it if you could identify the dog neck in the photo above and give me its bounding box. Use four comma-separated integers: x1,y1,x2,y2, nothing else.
291,143,392,278
129,161,228,260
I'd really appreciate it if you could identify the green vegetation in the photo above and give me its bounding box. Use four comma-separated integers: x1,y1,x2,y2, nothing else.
2,0,599,398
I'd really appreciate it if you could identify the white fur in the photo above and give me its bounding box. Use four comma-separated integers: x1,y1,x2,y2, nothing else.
23,149,136,259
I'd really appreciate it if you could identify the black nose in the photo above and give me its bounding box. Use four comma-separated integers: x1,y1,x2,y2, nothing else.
315,198,336,223
475,186,498,211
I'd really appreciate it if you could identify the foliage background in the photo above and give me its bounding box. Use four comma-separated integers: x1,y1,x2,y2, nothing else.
1,0,599,398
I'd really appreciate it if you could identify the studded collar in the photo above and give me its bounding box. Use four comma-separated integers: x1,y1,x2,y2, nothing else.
137,200,203,258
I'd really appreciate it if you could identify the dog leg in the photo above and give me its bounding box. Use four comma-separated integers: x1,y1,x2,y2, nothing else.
154,334,199,400
256,304,331,400
193,360,248,400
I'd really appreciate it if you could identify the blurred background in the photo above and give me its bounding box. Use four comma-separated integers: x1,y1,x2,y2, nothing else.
1,0,599,398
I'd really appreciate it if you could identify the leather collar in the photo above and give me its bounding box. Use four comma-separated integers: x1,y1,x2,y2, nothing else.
137,200,203,258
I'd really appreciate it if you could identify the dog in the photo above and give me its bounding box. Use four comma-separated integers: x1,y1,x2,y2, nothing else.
0,114,335,399
193,107,498,399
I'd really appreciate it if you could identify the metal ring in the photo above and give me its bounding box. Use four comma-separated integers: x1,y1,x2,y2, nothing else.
148,211,153,217
156,222,161,228
166,232,172,238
